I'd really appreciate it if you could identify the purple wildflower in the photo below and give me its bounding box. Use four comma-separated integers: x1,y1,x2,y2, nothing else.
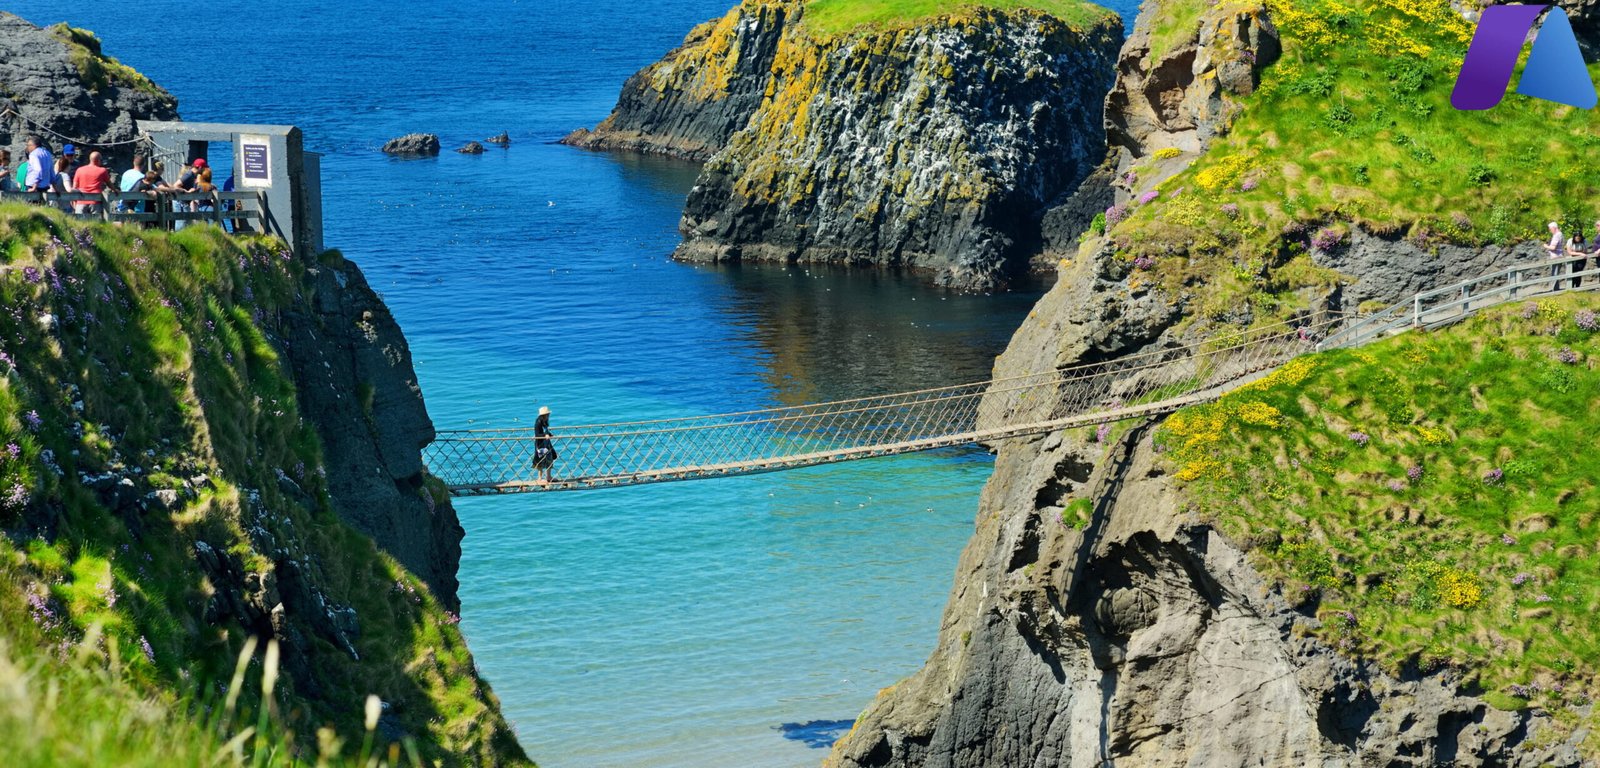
1577,309,1598,331
0,350,12,369
1510,684,1530,698
1095,423,1112,443
1556,346,1579,364
1105,203,1129,227
1535,593,1553,603
1122,171,1137,186
23,411,42,432
3,443,18,461
1483,468,1503,485
1519,301,1539,320
1311,227,1345,252
1241,178,1259,192
1512,572,1531,587
139,636,155,663
22,266,42,284
1221,202,1240,218
444,611,461,626
1340,610,1358,627
1348,431,1369,447
1501,533,1516,545
1406,464,1424,483
1138,190,1160,205
3,483,27,509
1133,255,1156,271
1386,479,1406,492
1241,49,1257,64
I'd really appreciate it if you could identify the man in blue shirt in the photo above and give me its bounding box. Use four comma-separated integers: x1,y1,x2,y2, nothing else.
117,154,147,213
24,136,53,192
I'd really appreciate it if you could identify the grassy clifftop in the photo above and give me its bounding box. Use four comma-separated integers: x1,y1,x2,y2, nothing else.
46,23,169,97
800,0,1116,35
1102,0,1600,322
0,208,526,766
1156,295,1600,754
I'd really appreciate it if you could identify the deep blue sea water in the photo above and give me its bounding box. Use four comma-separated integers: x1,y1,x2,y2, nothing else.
9,2,1137,764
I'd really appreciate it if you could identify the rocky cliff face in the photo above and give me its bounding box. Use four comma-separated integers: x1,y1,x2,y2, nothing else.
0,13,178,167
280,253,468,612
828,420,1584,766
569,0,1122,290
562,1,792,160
1040,0,1280,255
828,0,1593,763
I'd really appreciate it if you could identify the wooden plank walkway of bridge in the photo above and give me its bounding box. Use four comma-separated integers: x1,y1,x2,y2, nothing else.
426,257,1600,495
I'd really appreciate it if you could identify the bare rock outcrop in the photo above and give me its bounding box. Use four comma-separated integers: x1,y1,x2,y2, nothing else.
562,0,792,161
0,13,178,168
279,253,467,611
567,0,1123,290
382,133,441,156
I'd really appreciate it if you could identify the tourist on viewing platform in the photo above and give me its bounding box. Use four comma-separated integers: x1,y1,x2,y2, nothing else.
50,156,74,211
1546,221,1566,290
534,406,557,487
23,136,53,192
196,167,216,212
222,173,243,233
117,154,147,213
71,151,111,215
59,143,79,180
0,149,12,192
161,158,205,228
12,151,26,191
1567,227,1589,289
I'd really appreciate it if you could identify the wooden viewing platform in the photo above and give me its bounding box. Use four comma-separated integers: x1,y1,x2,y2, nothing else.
1,189,267,232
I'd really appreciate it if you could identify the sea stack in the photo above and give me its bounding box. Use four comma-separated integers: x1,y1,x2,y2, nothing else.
566,0,1122,290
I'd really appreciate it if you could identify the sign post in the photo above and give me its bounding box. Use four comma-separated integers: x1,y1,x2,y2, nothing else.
239,135,271,187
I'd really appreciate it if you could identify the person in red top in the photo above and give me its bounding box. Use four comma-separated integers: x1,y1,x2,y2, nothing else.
71,151,112,215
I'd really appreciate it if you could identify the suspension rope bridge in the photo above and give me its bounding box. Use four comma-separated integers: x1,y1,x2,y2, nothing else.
425,256,1600,495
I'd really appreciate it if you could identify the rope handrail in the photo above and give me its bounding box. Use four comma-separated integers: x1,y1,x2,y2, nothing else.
424,255,1599,494
1,108,155,149
436,312,1352,438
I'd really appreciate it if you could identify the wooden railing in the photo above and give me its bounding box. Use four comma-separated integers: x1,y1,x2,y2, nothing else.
0,189,268,233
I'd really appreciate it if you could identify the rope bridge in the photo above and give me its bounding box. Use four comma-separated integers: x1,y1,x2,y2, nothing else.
426,256,1599,495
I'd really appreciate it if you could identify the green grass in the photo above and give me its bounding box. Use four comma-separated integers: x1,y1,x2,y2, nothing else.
1155,295,1600,755
801,0,1116,35
46,24,168,97
1106,0,1600,326
0,207,528,766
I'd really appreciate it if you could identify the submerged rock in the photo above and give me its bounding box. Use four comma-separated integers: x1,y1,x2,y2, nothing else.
381,132,441,156
456,141,485,154
484,131,510,146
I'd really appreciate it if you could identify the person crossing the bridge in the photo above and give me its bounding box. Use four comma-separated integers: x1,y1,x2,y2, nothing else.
534,406,557,487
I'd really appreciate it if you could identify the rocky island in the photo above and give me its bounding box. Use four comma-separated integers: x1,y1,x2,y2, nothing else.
567,0,1124,289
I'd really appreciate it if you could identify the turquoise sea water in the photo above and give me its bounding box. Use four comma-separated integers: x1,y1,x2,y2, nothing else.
10,2,1136,764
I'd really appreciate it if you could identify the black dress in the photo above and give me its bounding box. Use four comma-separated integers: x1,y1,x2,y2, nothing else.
534,413,556,469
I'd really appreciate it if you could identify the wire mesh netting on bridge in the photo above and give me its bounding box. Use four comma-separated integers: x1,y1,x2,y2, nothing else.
425,317,1340,494
425,255,1600,495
